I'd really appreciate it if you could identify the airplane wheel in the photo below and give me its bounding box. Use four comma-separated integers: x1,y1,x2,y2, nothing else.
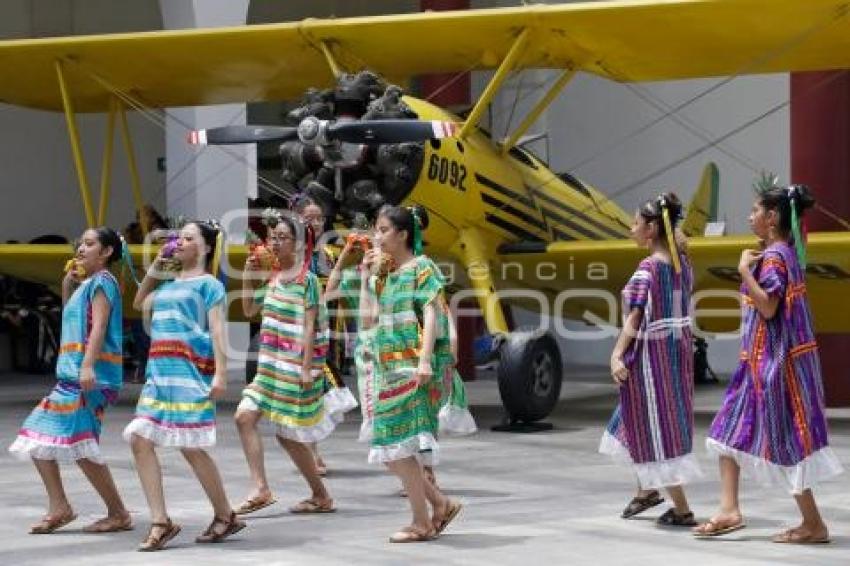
496,330,563,423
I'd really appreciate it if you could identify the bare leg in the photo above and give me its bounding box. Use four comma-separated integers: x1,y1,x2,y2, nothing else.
32,459,73,518
130,435,169,539
693,456,743,534
779,490,829,541
234,409,273,501
277,437,331,503
387,456,434,536
180,448,234,519
665,485,691,515
309,442,327,473
76,459,131,529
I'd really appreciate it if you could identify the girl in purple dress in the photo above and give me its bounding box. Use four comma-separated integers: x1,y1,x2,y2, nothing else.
600,193,701,527
694,184,843,543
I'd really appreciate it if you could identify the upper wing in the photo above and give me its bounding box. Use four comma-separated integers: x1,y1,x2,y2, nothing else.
496,232,850,334
1,0,849,112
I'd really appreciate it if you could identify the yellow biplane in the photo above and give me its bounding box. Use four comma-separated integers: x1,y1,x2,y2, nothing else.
1,0,850,424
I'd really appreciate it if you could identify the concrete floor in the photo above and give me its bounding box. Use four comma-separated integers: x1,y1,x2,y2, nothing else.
1,368,848,565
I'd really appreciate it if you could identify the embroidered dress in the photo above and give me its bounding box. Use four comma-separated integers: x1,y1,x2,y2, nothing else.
313,246,359,418
368,255,453,465
10,271,123,464
706,241,843,493
600,255,703,488
239,271,338,442
336,267,379,442
123,275,224,447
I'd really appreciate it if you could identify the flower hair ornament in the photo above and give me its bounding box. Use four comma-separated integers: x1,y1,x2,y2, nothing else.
657,195,681,274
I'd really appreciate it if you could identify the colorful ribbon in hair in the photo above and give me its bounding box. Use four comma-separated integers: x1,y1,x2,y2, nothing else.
120,235,141,287
788,185,807,269
659,196,681,274
205,220,226,285
410,207,423,256
296,223,315,284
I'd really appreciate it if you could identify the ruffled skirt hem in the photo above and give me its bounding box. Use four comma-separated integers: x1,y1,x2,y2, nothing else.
706,438,844,494
438,405,477,436
9,436,104,464
237,397,339,443
123,418,216,448
599,431,703,489
368,433,439,466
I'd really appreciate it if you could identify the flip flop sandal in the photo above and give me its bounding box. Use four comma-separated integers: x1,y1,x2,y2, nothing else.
389,527,438,543
82,516,134,533
772,529,831,544
621,491,664,519
692,519,746,537
196,512,247,543
234,495,278,515
435,500,463,534
138,519,181,552
656,508,697,527
30,512,77,534
289,499,336,514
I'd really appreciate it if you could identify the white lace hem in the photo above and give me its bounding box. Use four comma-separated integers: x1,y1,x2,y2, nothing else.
368,433,439,466
238,396,340,443
323,387,359,418
438,405,477,436
9,436,104,464
599,431,703,489
706,438,844,494
123,418,216,448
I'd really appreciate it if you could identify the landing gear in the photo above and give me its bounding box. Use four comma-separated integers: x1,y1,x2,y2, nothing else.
492,330,563,432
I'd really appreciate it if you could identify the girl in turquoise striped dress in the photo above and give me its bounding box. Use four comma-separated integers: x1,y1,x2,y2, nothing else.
233,215,336,515
124,221,245,551
9,228,132,535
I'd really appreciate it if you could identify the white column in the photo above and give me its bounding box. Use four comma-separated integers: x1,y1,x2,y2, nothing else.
160,0,255,369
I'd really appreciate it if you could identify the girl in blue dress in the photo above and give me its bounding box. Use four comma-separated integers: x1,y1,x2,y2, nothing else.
9,227,132,535
124,221,245,551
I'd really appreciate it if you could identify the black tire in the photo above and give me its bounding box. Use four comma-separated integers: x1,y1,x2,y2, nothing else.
496,330,563,422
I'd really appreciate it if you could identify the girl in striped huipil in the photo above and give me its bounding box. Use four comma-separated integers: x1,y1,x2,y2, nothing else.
694,185,843,543
600,193,702,527
233,215,336,516
360,205,462,543
10,228,131,535
125,221,245,551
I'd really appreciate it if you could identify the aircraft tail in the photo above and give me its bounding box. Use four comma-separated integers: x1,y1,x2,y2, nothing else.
680,162,719,237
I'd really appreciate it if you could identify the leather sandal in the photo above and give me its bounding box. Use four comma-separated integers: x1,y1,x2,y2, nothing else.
195,511,246,543
138,518,181,552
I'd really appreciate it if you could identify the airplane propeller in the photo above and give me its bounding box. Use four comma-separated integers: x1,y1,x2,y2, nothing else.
188,117,458,147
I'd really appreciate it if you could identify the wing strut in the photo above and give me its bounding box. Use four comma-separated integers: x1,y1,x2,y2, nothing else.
459,27,529,140
501,67,576,154
56,60,96,228
319,40,345,79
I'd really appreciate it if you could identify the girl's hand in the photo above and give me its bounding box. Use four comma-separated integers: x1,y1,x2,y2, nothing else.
738,249,762,275
300,366,315,388
610,357,628,385
79,364,96,392
415,362,433,386
361,248,382,276
209,373,227,400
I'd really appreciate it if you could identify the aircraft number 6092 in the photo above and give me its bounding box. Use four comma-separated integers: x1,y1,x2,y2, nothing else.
428,154,467,191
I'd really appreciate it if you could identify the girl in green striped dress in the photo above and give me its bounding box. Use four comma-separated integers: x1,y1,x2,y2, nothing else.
360,205,462,543
233,215,336,515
